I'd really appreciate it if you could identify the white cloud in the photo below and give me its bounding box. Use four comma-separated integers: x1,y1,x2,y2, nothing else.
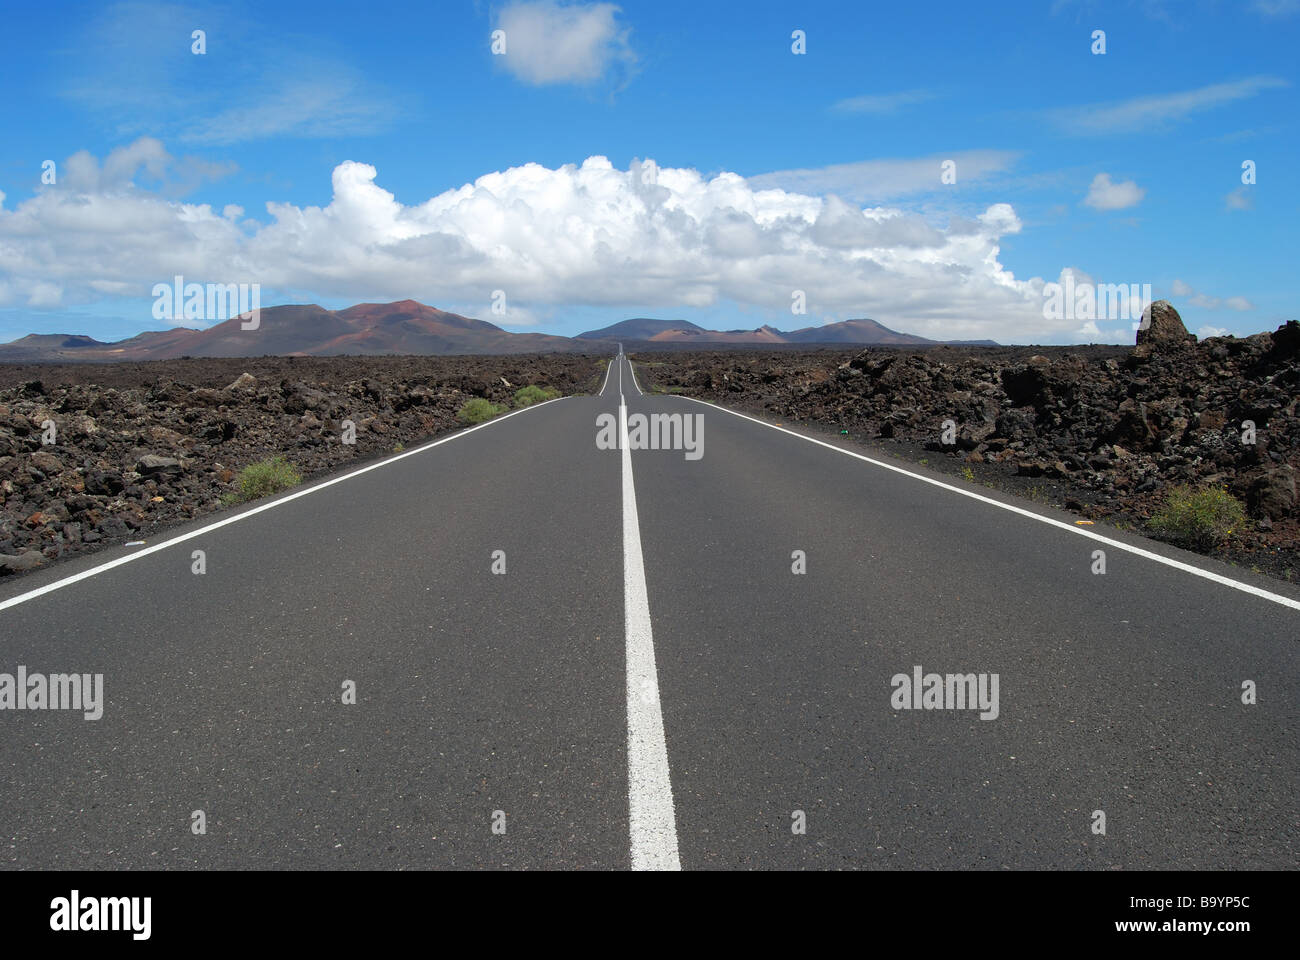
1083,173,1144,211
1198,325,1230,338
832,90,934,114
27,283,64,308
1170,279,1194,296
494,1,635,86
1052,76,1289,135
1,146,1122,343
746,151,1020,203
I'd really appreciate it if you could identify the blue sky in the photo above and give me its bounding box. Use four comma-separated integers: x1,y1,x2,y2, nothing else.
0,0,1296,344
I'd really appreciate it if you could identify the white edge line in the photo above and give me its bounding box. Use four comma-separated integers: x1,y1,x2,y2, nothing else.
598,354,614,397
0,397,570,614
672,394,1300,613
626,355,643,396
620,398,682,871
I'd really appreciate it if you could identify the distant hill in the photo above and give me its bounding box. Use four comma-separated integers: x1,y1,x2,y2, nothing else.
784,318,932,344
576,318,708,340
0,303,995,362
0,301,596,362
584,316,996,347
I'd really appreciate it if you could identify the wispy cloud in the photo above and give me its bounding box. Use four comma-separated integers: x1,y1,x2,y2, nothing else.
832,89,934,114
182,67,393,145
1252,0,1300,17
1170,279,1254,312
59,2,397,145
747,150,1020,203
1225,187,1254,211
1050,76,1289,135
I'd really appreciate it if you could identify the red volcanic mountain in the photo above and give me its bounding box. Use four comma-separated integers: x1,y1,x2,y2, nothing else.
0,302,996,362
577,316,995,346
0,301,595,361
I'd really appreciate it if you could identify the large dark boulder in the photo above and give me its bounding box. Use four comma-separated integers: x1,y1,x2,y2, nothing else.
1248,465,1296,520
1136,300,1195,351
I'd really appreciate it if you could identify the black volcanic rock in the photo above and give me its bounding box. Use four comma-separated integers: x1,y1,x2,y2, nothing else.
631,334,1300,571
0,353,606,574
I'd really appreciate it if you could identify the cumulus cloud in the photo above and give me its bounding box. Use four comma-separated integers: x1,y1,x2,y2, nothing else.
494,1,635,86
1083,173,1144,211
54,137,233,199
1,144,1110,342
1198,325,1230,338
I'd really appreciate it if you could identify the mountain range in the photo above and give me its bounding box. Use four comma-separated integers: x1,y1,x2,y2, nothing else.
0,301,994,362
575,316,994,345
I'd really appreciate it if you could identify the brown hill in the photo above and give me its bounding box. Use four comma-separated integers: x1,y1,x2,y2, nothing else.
0,303,993,362
0,301,592,361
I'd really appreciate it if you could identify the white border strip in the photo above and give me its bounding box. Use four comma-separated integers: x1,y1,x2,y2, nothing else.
626,356,643,396
598,355,614,397
620,398,682,870
0,398,569,613
673,395,1300,613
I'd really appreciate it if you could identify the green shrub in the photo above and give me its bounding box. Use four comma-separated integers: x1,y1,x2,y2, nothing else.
513,384,560,407
459,397,507,423
226,456,301,503
1146,484,1247,550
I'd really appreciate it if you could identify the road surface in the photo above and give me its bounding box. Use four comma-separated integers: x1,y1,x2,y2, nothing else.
2,350,1297,870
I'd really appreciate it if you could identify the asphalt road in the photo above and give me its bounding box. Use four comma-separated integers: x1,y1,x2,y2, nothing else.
1,350,1296,870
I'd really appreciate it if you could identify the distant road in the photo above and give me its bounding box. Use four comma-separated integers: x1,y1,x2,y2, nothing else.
1,352,1296,869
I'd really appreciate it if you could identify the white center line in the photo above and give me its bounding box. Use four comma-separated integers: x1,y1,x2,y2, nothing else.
620,396,682,870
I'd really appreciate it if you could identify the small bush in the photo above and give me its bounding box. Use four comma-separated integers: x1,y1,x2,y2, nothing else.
459,397,507,423
513,385,560,407
226,456,301,503
1146,484,1247,550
